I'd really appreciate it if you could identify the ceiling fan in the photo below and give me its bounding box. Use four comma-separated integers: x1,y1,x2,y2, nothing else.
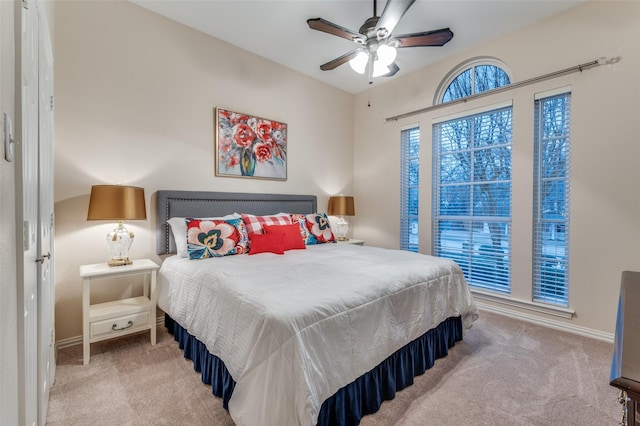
307,0,453,84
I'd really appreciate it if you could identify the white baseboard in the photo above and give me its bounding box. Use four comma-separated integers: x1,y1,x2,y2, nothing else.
55,309,614,351
56,316,166,350
477,301,614,343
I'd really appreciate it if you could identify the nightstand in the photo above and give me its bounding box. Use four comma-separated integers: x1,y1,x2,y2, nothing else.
337,239,365,246
80,259,159,365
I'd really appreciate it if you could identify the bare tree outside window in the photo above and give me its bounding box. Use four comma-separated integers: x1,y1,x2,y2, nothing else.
401,128,420,252
533,93,571,306
433,62,571,305
433,64,512,293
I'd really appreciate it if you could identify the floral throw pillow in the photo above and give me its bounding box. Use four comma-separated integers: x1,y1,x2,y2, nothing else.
168,213,241,258
290,214,311,244
292,213,335,245
186,217,249,259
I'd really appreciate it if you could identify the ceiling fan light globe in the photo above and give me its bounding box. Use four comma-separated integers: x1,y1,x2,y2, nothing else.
349,52,368,74
377,44,397,66
372,60,391,78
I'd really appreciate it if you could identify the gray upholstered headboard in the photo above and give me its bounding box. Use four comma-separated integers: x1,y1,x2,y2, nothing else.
156,190,317,255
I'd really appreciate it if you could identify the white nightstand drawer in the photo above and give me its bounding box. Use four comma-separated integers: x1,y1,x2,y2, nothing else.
91,311,150,339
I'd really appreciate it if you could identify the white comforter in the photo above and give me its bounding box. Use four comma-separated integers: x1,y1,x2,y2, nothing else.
158,243,478,426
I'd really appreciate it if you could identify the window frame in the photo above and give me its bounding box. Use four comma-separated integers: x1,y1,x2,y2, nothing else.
532,89,572,307
433,57,513,105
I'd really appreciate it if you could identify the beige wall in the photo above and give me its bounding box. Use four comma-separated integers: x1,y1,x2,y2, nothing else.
353,1,640,335
53,1,354,341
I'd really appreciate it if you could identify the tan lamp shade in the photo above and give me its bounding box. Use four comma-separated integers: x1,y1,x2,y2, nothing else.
87,185,146,266
327,195,355,217
87,185,147,221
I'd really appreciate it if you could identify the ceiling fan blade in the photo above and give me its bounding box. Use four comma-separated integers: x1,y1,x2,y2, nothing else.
320,49,362,71
383,62,400,77
375,0,416,36
307,18,366,43
391,28,454,48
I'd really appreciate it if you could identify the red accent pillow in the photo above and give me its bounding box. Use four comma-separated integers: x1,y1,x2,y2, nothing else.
263,223,306,251
248,232,285,255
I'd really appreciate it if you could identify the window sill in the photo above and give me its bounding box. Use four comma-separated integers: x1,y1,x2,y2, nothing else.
470,288,575,319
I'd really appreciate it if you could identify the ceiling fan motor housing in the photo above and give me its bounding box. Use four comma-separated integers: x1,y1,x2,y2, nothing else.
359,16,380,38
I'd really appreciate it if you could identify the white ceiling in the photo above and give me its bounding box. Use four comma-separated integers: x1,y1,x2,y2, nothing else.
131,0,583,94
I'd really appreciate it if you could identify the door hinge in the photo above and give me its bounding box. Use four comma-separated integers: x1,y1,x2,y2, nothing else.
49,96,54,112
22,0,28,10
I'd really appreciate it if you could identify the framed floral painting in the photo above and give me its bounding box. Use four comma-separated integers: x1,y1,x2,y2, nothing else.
215,107,287,180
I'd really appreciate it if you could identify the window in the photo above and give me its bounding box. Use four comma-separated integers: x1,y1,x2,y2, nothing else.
439,60,511,104
400,127,420,252
431,58,572,308
432,60,512,293
432,106,512,292
533,92,571,306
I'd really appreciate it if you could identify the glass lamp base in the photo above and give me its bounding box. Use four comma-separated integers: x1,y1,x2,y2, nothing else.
108,258,133,267
107,221,134,267
335,217,349,241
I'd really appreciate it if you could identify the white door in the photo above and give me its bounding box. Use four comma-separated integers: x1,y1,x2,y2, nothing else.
18,0,40,424
0,0,19,421
37,4,55,423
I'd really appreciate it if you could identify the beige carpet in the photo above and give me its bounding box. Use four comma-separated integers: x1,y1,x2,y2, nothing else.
46,311,621,425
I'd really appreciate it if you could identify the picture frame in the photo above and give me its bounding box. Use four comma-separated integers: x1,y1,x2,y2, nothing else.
214,107,287,180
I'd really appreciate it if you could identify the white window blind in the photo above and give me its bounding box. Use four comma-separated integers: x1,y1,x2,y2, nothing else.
432,106,512,293
533,92,571,306
400,127,420,252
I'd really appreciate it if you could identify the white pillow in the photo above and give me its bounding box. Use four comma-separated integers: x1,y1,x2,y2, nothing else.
167,213,241,257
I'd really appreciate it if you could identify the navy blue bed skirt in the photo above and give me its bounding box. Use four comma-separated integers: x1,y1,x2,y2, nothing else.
165,314,463,425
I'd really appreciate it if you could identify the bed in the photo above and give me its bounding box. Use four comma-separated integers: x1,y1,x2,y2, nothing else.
155,190,478,426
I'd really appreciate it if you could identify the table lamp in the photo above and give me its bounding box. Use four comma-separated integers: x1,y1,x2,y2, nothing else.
87,185,147,266
327,195,355,241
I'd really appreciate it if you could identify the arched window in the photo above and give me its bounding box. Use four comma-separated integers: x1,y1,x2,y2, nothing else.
435,58,511,104
431,58,514,295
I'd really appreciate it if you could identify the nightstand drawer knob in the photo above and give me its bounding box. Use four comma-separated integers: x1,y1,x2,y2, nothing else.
112,320,133,331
